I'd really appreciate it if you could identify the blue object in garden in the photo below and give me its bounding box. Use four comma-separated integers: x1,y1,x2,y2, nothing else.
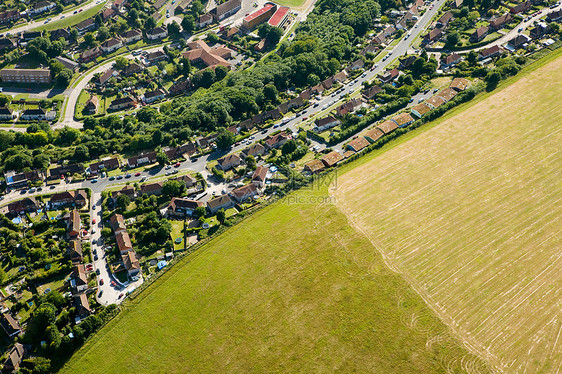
45,264,51,270
174,237,182,244
44,288,51,294
28,301,33,307
157,261,167,270
12,217,21,224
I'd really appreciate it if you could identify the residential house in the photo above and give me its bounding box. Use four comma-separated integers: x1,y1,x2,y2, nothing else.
210,0,241,21
362,85,382,100
510,1,532,14
450,77,470,91
98,69,118,86
123,29,142,43
68,209,81,238
346,59,365,72
116,231,133,254
22,31,42,41
147,27,168,40
0,107,14,121
440,53,462,69
314,116,340,132
1,68,51,84
111,185,136,200
391,112,415,128
196,13,214,28
80,47,102,63
321,76,335,90
230,183,259,203
76,18,97,34
101,37,123,53
479,45,502,60
101,7,116,21
217,153,242,170
470,26,489,43
48,163,85,180
112,0,125,11
490,13,513,30
242,143,266,158
207,194,235,214
54,56,79,71
4,170,42,190
3,343,25,372
376,120,399,134
346,137,370,152
364,128,384,143
169,79,192,95
140,181,163,196
333,71,348,82
29,1,55,16
451,0,464,8
411,102,432,118
530,23,550,39
74,293,91,319
546,10,562,22
0,38,16,52
144,88,166,104
146,50,168,64
89,157,120,175
264,132,290,149
167,197,204,217
310,83,324,95
0,10,21,25
380,68,399,83
321,151,344,168
0,313,21,339
49,28,70,41
508,34,531,49
124,62,143,76
424,28,442,43
176,0,193,13
436,87,457,102
20,109,46,121
109,214,126,233
70,264,88,292
122,251,140,276
336,98,362,116
174,173,196,188
436,11,454,27
69,240,83,263
109,97,136,111
197,133,217,148
127,152,157,168
251,166,268,189
398,55,417,70
304,159,325,174
426,95,447,108
49,190,87,209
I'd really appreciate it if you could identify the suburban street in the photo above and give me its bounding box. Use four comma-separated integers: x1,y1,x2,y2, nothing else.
2,0,110,35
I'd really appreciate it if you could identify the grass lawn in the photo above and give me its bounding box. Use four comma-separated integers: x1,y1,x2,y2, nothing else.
32,2,106,32
334,49,562,373
60,177,487,373
170,220,185,250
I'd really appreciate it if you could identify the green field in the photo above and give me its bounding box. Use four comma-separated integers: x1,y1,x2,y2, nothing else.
335,52,562,373
272,0,308,8
60,182,487,372
33,2,105,32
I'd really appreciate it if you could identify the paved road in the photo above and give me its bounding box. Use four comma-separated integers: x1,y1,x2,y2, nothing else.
3,0,109,35
455,4,562,53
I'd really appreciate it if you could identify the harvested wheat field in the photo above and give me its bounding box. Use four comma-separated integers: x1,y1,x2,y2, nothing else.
335,55,562,373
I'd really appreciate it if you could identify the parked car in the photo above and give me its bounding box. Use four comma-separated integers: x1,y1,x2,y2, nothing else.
125,173,131,178
100,279,104,285
165,165,172,170
91,179,98,183
96,269,100,275
134,172,141,176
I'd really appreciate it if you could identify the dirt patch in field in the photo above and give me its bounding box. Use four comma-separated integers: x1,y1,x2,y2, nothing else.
334,55,562,373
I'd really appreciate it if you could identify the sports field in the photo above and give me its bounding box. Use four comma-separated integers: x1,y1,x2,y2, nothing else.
335,54,562,372
61,181,486,372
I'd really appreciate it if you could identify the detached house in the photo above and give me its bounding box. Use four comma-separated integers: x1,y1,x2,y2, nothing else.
70,264,88,292
391,112,415,128
470,26,489,43
68,209,81,238
230,183,259,203
207,194,235,214
251,166,268,189
314,116,340,132
436,11,454,28
3,343,26,372
144,88,166,104
510,1,531,14
217,153,242,170
490,13,513,30
89,157,120,175
264,132,290,149
167,198,204,217
0,313,21,339
76,18,97,34
147,27,168,40
321,151,344,168
242,143,266,158
109,97,136,111
440,53,462,69
140,181,163,196
74,293,91,319
303,159,325,174
362,85,382,100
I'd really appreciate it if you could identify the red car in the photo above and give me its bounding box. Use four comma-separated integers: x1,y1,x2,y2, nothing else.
111,280,116,287
92,219,96,224
118,293,124,299
99,279,104,285
134,172,141,176
174,162,181,167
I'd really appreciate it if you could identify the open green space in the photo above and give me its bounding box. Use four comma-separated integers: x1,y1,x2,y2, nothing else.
335,50,562,373
61,174,488,373
272,0,308,7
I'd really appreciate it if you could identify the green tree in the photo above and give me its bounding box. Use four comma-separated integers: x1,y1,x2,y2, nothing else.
32,154,50,170
114,56,129,70
156,151,169,166
167,21,181,38
206,32,219,44
263,83,278,102
217,209,226,224
162,179,187,197
194,206,206,218
116,194,131,211
179,57,191,77
97,26,110,41
181,15,194,33
446,31,461,48
215,65,229,81
84,32,96,47
0,93,11,107
216,128,235,150
245,155,256,169
73,144,89,161
144,17,156,31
